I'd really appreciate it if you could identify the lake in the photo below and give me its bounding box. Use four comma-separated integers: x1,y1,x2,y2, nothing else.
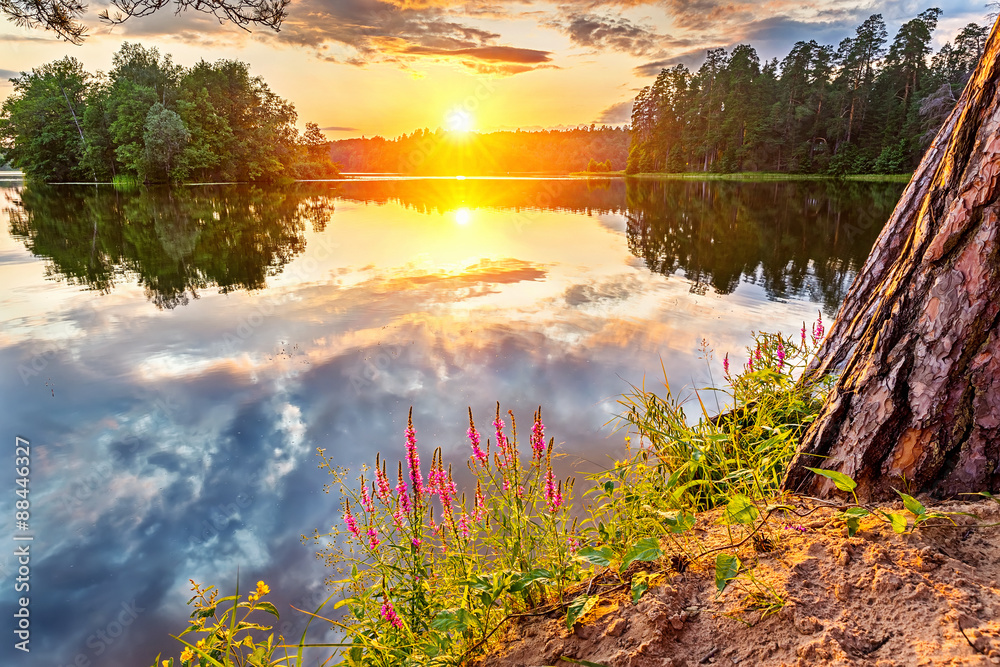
0,176,903,665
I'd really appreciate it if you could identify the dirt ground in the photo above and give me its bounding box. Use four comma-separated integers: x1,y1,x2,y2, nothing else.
475,498,1000,667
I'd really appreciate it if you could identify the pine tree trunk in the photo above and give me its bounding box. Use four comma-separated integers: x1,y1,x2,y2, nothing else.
782,18,1000,500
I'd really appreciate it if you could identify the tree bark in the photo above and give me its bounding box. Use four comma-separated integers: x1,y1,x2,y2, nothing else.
782,18,1000,500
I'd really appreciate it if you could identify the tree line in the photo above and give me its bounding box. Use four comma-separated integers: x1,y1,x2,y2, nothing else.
627,10,990,175
328,126,629,175
0,43,340,183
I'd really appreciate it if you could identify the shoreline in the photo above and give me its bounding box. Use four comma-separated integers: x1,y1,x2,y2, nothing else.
572,171,912,183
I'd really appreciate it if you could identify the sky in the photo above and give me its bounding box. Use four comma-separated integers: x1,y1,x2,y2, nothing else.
0,1,994,139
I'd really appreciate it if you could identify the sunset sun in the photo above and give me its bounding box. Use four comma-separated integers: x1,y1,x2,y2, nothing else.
446,108,475,133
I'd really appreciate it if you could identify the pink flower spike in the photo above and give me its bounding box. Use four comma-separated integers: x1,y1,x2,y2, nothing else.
367,527,380,549
801,322,807,348
404,408,423,500
468,408,487,465
722,353,730,378
813,311,824,341
776,340,785,370
343,503,360,539
530,407,545,461
381,600,403,629
360,484,375,513
375,464,392,504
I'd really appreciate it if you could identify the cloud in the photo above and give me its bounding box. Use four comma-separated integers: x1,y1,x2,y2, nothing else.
402,44,551,63
320,126,361,132
550,12,662,55
594,100,632,124
0,69,19,81
0,33,59,42
261,0,551,74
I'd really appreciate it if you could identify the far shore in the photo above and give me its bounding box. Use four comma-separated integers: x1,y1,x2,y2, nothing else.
571,170,912,182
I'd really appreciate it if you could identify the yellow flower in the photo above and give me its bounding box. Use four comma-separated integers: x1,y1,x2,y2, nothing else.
196,639,206,648
255,580,270,597
248,592,258,603
180,647,194,663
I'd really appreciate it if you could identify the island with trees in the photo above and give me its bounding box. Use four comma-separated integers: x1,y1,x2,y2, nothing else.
0,43,340,183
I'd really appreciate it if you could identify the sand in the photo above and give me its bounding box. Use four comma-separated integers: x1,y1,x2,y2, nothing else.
474,498,1000,667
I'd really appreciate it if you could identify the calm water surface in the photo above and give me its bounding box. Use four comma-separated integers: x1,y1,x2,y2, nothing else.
0,177,904,665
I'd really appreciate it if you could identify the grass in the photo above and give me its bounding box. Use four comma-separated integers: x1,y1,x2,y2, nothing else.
111,174,143,190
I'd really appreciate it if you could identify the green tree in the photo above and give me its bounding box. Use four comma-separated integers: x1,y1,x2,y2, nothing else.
143,104,190,181
0,56,91,181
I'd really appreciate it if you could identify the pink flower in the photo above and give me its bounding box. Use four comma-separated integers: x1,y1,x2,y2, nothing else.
493,413,509,468
567,536,580,554
468,408,487,465
343,503,360,539
396,464,412,515
544,453,562,512
367,527,380,549
457,513,471,539
360,483,375,514
530,407,545,461
404,408,423,500
381,600,403,629
411,537,422,549
776,341,786,370
812,311,824,342
375,463,392,504
801,322,807,348
723,353,730,378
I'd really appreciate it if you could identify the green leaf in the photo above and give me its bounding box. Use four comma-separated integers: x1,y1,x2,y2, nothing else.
845,516,860,537
576,546,613,567
724,494,759,525
896,490,926,517
565,595,599,630
620,538,663,573
714,553,741,593
659,510,696,534
253,601,279,619
509,569,552,592
805,467,857,493
430,609,471,632
630,572,662,605
885,512,908,534
840,507,870,518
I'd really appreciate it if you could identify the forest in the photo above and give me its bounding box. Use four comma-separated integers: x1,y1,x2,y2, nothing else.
328,126,629,174
0,43,340,183
627,10,989,175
